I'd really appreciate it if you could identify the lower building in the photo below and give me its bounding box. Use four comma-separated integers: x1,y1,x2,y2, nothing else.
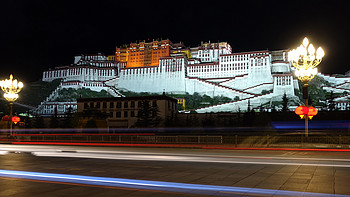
77,95,178,128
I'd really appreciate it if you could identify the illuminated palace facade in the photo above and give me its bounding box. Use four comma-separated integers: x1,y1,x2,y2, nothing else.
116,40,297,113
38,39,350,115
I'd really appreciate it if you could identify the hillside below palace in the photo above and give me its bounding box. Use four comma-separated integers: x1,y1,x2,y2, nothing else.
38,39,350,116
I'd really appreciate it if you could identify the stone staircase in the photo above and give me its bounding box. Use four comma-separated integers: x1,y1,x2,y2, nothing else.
103,77,124,97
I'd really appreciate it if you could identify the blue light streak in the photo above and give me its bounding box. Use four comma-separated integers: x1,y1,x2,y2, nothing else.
0,170,349,196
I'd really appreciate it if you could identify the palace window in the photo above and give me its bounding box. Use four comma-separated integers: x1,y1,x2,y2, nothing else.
84,103,89,109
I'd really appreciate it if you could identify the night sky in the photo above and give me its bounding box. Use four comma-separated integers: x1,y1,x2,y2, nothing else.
1,0,349,83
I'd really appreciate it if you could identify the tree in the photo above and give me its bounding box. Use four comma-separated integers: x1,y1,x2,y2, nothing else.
49,107,59,128
134,100,161,128
202,113,216,128
61,107,74,128
259,105,264,112
327,91,336,111
84,119,97,128
33,116,45,128
49,115,59,128
281,93,289,112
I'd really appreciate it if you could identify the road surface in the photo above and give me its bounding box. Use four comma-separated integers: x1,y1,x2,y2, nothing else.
0,144,350,196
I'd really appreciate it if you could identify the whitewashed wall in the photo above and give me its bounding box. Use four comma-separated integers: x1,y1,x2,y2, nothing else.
118,57,187,94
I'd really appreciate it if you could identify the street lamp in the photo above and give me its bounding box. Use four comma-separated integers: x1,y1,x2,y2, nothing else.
0,74,24,136
288,37,324,137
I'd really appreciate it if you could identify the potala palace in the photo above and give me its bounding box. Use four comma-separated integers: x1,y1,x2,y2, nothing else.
37,39,350,115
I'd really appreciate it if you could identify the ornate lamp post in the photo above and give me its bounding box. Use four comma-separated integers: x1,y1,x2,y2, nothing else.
0,74,23,136
288,37,324,137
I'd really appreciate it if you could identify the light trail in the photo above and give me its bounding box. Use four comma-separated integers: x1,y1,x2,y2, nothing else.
2,144,350,163
11,141,350,152
29,151,350,168
0,169,348,197
2,144,350,167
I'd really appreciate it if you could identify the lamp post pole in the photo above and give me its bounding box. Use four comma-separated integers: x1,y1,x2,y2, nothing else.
0,74,24,137
288,37,324,137
9,102,13,136
303,84,309,137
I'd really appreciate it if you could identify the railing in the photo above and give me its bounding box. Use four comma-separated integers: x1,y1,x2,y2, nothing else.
2,133,350,149
7,134,223,145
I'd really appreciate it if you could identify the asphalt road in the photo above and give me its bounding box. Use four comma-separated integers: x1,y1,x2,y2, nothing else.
0,145,350,197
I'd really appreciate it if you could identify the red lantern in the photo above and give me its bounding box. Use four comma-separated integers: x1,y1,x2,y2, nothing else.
2,115,10,121
295,106,309,119
12,116,20,124
308,107,318,119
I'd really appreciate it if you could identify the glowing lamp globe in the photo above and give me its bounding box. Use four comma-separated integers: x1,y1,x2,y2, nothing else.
295,106,309,119
308,107,318,119
12,116,20,124
2,115,10,121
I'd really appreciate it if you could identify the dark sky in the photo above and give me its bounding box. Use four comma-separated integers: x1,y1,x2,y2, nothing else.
1,0,349,83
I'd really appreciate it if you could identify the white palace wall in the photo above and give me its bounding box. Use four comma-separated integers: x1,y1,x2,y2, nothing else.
118,57,187,94
43,67,117,82
195,93,275,113
218,75,248,90
117,51,295,101
184,77,254,99
272,74,294,96
247,55,273,87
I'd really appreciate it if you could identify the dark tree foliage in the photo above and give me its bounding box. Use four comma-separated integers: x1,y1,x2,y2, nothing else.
202,113,216,128
134,100,161,128
33,116,45,128
54,87,112,102
281,93,289,112
49,116,59,128
243,109,255,126
120,91,232,110
84,119,98,128
17,79,61,106
61,107,74,128
327,91,336,111
247,100,251,112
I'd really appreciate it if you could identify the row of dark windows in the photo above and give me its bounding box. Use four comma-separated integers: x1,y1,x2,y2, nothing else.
112,111,136,118
84,100,158,110
109,110,158,118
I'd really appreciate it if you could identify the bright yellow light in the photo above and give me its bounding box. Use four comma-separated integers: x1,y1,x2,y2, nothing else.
308,44,315,55
288,37,324,83
0,74,24,102
4,93,19,101
316,47,325,59
303,37,309,47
